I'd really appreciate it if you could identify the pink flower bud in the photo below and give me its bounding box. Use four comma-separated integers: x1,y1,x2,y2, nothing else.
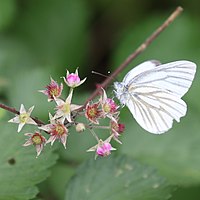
118,123,125,133
96,142,112,157
66,73,80,86
64,69,86,88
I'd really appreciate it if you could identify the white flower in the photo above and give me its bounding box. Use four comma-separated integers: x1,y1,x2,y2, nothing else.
8,104,37,132
54,90,82,123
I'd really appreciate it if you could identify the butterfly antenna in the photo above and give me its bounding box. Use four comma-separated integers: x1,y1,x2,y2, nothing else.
91,71,110,78
92,70,118,81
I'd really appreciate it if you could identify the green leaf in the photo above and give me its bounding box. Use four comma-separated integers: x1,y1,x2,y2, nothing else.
39,162,75,200
171,186,200,200
65,156,173,200
0,123,58,200
119,108,200,186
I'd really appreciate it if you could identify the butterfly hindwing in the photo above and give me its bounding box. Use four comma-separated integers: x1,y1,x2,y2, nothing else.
126,85,187,134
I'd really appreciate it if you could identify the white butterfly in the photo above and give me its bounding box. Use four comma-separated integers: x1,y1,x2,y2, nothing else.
114,60,196,134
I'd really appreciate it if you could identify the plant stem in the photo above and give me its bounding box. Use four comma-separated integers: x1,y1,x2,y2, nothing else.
83,6,183,107
89,128,99,142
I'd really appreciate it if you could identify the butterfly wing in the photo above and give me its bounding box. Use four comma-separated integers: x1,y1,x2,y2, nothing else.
126,60,196,97
122,60,196,134
126,85,187,134
123,60,161,85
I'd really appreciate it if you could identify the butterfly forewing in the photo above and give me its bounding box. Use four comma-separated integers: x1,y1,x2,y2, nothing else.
126,60,196,97
123,60,161,85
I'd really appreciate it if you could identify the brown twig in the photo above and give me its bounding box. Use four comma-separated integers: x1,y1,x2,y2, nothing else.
83,6,183,107
0,6,183,120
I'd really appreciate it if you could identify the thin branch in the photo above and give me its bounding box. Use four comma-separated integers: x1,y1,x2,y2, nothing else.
84,6,183,106
0,6,183,121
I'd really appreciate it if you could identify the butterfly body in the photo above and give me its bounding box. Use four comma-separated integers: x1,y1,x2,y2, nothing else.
114,60,196,134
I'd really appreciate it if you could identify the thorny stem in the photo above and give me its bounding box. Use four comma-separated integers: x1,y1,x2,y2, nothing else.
83,6,183,107
0,6,183,120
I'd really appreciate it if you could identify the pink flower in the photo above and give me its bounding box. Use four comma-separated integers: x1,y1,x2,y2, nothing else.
99,89,119,123
44,124,68,148
87,135,116,158
23,132,46,157
96,142,112,157
100,89,117,113
39,77,63,102
67,74,80,85
85,102,102,124
102,98,117,113
64,69,86,88
39,114,68,148
110,119,125,144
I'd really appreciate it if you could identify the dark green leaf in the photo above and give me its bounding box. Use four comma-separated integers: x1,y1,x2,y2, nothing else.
120,109,200,186
65,156,173,200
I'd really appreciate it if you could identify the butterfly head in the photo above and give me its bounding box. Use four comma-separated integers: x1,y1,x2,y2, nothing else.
113,82,129,105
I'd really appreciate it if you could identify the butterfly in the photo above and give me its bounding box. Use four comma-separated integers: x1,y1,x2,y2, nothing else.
114,60,196,134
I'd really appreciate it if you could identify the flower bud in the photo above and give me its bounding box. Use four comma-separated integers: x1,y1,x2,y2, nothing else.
66,73,80,87
64,69,86,88
76,123,86,132
96,142,112,157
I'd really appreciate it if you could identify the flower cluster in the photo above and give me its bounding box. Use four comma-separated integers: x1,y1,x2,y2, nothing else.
8,69,124,158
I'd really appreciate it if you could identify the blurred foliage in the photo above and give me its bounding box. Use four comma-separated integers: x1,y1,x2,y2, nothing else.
0,123,58,200
0,0,200,199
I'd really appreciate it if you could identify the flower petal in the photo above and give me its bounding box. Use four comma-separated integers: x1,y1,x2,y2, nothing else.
17,123,25,132
60,134,67,149
35,144,43,157
28,106,35,115
20,104,26,113
8,116,20,123
26,117,37,125
23,139,33,146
